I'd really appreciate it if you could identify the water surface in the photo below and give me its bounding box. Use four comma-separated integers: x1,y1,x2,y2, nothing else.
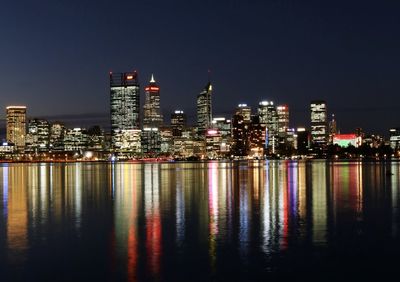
0,161,399,281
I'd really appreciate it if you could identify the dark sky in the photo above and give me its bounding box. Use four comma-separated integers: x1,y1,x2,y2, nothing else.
0,0,399,134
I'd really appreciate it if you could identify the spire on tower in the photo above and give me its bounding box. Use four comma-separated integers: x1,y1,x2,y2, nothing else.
150,74,156,83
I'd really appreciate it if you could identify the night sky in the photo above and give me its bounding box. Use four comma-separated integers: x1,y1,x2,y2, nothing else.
0,0,399,135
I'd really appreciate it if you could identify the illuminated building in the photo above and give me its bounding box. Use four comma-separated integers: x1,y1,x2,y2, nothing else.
296,127,310,155
63,128,89,152
333,134,362,148
49,122,66,151
389,128,400,151
171,110,186,137
197,81,212,135
329,114,337,144
212,117,232,153
141,75,162,155
87,125,105,151
173,138,205,158
6,106,27,152
0,142,14,157
231,114,248,156
212,117,231,137
258,101,278,154
277,105,289,139
110,71,140,147
310,100,327,146
205,129,222,159
141,128,161,155
112,129,142,156
235,104,251,123
26,119,50,153
248,115,265,158
143,74,163,128
159,126,173,154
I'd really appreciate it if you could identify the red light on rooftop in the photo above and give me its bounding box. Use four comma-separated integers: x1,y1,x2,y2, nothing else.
145,86,159,91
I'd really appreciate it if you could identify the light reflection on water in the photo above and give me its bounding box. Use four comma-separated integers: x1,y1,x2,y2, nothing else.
0,161,400,281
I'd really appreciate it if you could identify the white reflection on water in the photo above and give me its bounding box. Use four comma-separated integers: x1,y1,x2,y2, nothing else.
176,169,185,244
144,164,161,279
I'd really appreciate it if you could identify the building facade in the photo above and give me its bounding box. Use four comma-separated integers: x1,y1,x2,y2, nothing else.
6,106,27,152
197,82,213,135
171,110,186,137
143,74,163,128
310,100,328,146
110,71,140,147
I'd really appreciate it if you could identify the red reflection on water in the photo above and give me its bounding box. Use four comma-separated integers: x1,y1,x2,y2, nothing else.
146,214,162,277
127,224,137,282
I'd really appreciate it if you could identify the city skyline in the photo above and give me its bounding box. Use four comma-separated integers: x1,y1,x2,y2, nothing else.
0,0,399,134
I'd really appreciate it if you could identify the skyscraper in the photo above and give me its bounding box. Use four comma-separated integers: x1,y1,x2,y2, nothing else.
310,100,328,146
258,100,278,153
235,104,252,123
143,74,163,128
171,110,186,137
110,71,140,137
197,82,212,135
6,106,27,152
277,105,289,139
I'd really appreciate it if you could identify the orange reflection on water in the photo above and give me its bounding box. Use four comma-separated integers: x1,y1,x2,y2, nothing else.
5,165,28,264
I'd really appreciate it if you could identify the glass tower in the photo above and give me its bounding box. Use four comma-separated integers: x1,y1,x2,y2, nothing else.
197,82,212,135
110,71,140,145
143,74,163,128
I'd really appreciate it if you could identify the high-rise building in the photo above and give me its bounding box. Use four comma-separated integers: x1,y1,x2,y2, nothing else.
197,81,212,135
110,71,140,146
296,127,310,155
310,100,328,146
248,115,265,158
6,106,27,152
143,74,163,128
231,114,248,156
26,119,50,153
277,105,289,139
258,101,278,153
235,104,251,123
171,110,186,137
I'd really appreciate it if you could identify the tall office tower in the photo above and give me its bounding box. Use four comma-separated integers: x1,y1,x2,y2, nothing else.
197,81,212,135
143,74,163,128
310,100,328,146
6,106,27,152
248,115,265,158
231,114,248,156
296,127,310,155
110,71,140,140
258,100,278,153
26,119,50,153
171,110,187,137
235,104,252,123
257,100,273,125
277,105,289,139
